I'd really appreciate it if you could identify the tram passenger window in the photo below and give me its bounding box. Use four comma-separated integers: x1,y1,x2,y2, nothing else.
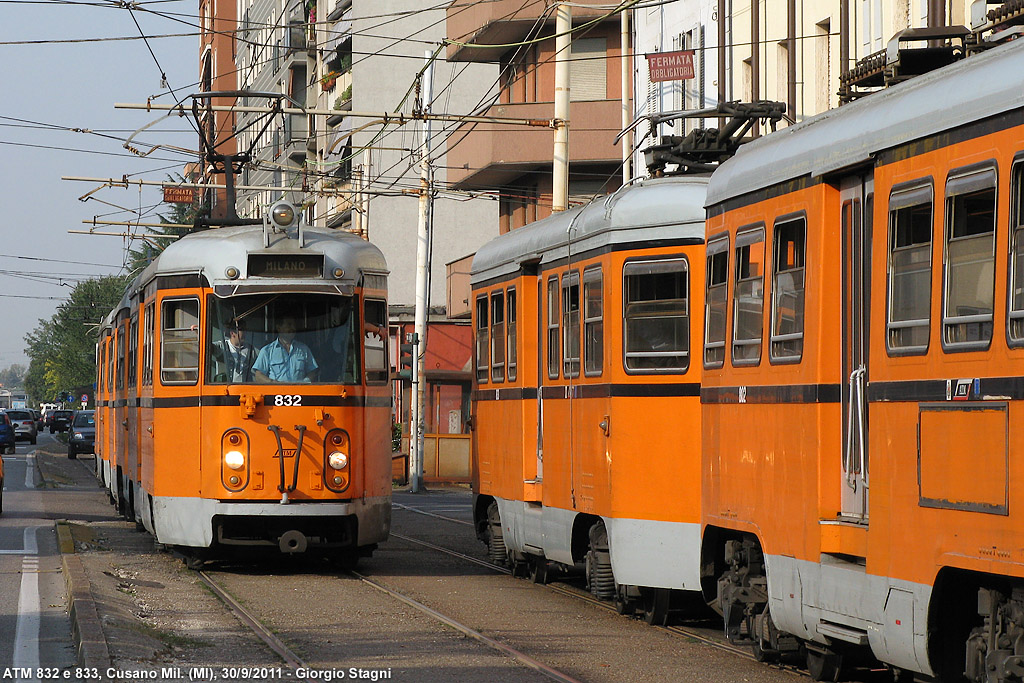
887,183,933,353
944,166,996,348
1010,162,1024,343
547,277,560,379
160,298,200,384
704,237,729,367
116,327,125,390
127,315,138,388
733,227,765,365
770,218,806,362
476,295,489,382
142,303,154,386
491,291,506,382
562,272,580,378
583,269,603,376
507,288,517,381
624,258,689,373
364,299,388,385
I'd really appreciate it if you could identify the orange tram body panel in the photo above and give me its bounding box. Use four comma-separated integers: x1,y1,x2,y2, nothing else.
95,203,391,562
701,39,1024,681
470,176,708,615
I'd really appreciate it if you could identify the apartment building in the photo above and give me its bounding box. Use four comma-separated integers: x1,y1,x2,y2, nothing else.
197,0,239,219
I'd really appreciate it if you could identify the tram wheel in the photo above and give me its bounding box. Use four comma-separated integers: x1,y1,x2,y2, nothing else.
806,646,842,682
528,555,548,584
585,522,615,600
643,588,670,626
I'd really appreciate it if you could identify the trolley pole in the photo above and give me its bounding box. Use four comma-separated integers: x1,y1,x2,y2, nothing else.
410,53,434,494
552,3,571,212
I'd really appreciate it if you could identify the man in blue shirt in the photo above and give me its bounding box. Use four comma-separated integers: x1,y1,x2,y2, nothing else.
252,317,319,383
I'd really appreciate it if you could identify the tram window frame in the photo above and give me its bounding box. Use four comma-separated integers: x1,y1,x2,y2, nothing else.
704,235,729,368
732,226,766,366
562,271,581,378
159,297,200,385
547,276,560,379
583,267,603,377
623,256,690,374
475,295,489,383
364,298,389,385
127,313,139,389
1009,158,1024,346
886,180,934,355
942,162,997,351
107,332,115,392
769,215,807,364
507,288,517,381
115,324,125,390
491,290,506,382
142,302,155,386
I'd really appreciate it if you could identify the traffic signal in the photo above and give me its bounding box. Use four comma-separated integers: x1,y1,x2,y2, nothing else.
396,343,414,381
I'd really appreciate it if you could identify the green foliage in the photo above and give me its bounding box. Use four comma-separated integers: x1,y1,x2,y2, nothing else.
392,422,402,453
23,275,129,405
125,174,209,276
0,364,26,389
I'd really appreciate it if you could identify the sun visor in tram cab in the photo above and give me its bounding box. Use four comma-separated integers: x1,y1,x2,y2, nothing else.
247,253,325,278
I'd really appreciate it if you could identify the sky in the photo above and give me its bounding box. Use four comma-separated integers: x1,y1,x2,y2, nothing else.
0,0,198,370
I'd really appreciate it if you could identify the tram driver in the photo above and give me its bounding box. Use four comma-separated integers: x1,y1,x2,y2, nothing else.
252,317,319,383
211,319,257,383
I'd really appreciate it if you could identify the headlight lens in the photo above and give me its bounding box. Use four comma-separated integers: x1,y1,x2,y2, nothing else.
328,451,348,470
73,432,83,439
271,202,295,226
224,450,245,470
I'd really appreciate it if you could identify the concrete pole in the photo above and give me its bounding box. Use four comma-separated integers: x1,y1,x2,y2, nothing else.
552,3,571,212
620,8,632,185
410,53,434,493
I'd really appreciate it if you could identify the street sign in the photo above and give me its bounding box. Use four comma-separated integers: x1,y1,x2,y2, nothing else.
163,186,196,204
81,394,88,403
646,50,695,82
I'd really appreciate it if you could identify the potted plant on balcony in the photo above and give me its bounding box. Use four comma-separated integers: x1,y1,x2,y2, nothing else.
321,70,340,91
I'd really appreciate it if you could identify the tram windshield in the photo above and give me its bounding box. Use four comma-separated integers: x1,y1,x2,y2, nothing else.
207,293,361,385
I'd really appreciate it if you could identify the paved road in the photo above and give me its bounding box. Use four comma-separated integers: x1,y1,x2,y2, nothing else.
0,432,77,674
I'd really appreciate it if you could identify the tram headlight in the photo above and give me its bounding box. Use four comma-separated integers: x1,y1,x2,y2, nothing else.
270,202,296,227
328,451,348,470
224,450,246,470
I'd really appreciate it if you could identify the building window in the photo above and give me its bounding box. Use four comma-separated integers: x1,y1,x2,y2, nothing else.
490,290,505,382
475,295,488,383
733,227,765,365
570,38,606,101
547,277,559,379
562,271,581,378
507,288,517,381
944,165,997,349
770,218,806,362
887,181,933,353
704,236,729,367
624,258,689,373
583,268,603,376
160,298,200,385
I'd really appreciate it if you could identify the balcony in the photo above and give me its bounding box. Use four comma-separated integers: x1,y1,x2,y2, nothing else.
446,99,621,188
446,0,609,62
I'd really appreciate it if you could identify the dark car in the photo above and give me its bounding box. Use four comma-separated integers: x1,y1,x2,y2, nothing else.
67,410,95,459
0,412,15,455
49,410,74,434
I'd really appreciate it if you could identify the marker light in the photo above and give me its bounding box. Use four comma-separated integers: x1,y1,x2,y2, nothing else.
224,450,245,470
328,451,348,470
225,266,240,279
270,202,296,227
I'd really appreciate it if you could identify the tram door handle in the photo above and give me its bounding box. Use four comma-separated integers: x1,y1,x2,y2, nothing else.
121,418,129,430
599,416,610,437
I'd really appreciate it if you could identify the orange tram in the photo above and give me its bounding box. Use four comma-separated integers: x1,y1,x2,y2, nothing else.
470,175,709,622
470,36,1024,683
95,201,392,565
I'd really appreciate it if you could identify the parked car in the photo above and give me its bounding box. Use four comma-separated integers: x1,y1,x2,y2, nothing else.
49,410,74,434
0,441,4,514
67,410,95,460
5,409,37,445
0,412,15,455
32,410,42,430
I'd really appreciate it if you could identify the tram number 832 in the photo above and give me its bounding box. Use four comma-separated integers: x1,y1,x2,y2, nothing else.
267,394,304,406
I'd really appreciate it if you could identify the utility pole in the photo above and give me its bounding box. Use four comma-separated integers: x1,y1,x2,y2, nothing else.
620,7,632,185
410,52,434,494
552,3,571,212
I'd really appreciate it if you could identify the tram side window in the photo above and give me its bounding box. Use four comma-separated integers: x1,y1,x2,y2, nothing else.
507,288,517,381
127,314,139,388
887,184,933,353
107,334,115,391
704,237,729,367
624,258,689,373
1010,162,1024,343
943,166,997,348
547,277,560,379
116,327,125,390
364,299,388,385
475,295,488,382
583,268,603,376
733,227,765,365
562,271,580,378
770,218,806,362
142,303,155,386
160,298,200,385
490,291,505,382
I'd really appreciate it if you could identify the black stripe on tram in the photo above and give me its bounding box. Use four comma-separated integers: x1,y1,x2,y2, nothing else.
702,383,842,404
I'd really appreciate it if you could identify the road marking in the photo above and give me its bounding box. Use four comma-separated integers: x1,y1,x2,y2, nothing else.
25,454,35,488
13,528,41,680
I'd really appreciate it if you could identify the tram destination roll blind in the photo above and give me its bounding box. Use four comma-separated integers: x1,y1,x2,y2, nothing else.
248,254,324,278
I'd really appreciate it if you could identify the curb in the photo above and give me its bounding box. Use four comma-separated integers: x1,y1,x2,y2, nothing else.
56,519,111,670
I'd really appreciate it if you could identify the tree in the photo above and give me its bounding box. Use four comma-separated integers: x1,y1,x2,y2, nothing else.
23,275,128,405
125,174,209,275
0,364,27,389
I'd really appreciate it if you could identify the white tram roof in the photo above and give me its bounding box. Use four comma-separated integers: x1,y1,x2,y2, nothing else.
707,38,1024,206
471,175,709,285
